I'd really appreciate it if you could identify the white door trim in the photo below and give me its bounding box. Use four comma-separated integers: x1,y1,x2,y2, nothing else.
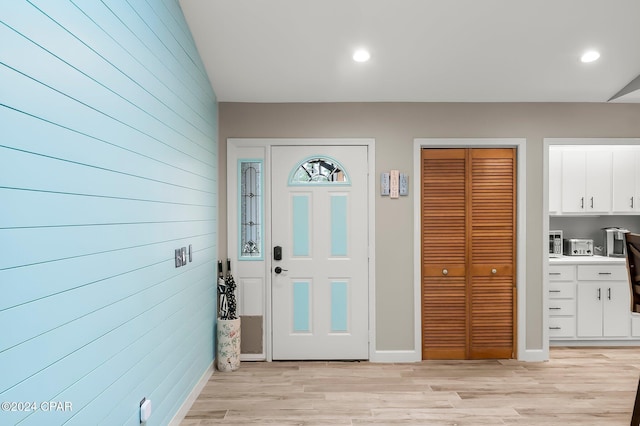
412,139,533,361
228,138,376,361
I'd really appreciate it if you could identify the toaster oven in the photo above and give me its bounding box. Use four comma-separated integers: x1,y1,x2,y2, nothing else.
564,238,594,256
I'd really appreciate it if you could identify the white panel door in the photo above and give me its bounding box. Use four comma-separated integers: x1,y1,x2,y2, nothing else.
271,145,369,360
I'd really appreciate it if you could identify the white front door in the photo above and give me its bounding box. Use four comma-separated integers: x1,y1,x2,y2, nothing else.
271,145,369,360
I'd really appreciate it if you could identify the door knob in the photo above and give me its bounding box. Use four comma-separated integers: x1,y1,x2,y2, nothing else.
274,266,288,274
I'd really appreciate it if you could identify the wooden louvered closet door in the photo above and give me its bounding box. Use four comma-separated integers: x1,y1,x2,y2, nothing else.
421,148,516,360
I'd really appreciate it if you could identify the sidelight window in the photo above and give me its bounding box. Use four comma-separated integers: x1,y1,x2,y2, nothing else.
239,160,263,259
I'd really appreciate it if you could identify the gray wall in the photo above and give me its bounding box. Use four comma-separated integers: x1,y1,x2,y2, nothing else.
219,102,640,352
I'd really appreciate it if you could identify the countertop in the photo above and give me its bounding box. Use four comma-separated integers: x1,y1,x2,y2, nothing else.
549,255,626,264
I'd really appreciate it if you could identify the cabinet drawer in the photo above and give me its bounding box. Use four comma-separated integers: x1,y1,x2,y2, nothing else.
549,317,576,338
548,299,576,316
577,264,627,281
548,282,576,299
549,265,575,281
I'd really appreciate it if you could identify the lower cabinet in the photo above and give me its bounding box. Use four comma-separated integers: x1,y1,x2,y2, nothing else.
576,281,629,337
549,261,637,344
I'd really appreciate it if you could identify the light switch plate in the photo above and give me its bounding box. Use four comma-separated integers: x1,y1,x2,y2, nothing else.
380,172,390,196
390,170,400,198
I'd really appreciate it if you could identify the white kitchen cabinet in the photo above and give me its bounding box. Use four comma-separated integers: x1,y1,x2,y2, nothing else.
548,148,562,214
612,148,640,213
561,149,612,213
548,265,576,338
576,264,630,338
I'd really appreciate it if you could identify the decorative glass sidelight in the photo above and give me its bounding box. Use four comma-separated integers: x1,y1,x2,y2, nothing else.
289,156,350,185
239,160,263,259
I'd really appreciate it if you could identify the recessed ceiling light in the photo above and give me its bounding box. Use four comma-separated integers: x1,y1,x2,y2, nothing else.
581,50,600,63
353,49,370,63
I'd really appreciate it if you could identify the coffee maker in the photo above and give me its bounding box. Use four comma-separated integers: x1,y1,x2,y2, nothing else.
602,227,629,257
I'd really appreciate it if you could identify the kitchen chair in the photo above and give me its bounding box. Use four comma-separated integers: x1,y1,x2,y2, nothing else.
624,232,640,425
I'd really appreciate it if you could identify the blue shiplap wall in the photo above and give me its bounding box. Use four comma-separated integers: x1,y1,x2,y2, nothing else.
0,1,217,425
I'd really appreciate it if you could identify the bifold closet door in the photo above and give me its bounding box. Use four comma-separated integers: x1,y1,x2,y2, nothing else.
468,149,515,359
421,149,467,359
421,148,516,360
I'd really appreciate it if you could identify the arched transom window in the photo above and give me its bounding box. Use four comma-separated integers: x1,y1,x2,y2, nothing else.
289,156,350,185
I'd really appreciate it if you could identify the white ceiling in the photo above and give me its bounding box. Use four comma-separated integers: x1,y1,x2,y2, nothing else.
179,0,640,103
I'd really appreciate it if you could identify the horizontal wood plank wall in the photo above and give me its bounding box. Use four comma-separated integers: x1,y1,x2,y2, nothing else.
0,1,218,425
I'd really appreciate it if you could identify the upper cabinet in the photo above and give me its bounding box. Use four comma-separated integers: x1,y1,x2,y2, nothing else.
560,147,611,214
549,148,562,214
612,149,640,213
549,143,640,216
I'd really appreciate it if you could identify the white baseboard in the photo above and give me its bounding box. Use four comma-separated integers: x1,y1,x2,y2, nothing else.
370,350,421,363
240,354,266,361
168,361,213,426
518,349,548,362
370,349,549,363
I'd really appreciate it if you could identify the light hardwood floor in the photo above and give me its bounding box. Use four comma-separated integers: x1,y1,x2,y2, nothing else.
181,347,640,425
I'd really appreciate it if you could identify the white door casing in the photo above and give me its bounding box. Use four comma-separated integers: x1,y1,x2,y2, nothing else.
271,145,369,360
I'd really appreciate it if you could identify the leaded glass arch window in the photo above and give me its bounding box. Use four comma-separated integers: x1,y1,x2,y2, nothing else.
288,156,350,185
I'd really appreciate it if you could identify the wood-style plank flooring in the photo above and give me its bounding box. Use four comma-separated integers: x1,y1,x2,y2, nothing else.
181,347,640,425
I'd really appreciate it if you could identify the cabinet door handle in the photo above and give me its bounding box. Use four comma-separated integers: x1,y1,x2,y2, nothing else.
608,288,611,300
632,197,635,208
549,272,561,276
549,290,561,293
597,288,601,300
549,326,561,330
580,197,584,209
598,272,612,275
590,197,594,208
549,307,562,310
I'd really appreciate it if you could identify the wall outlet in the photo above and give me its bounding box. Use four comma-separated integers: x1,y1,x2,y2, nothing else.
140,398,152,423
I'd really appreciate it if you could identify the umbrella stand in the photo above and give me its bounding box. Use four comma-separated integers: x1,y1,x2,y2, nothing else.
216,259,240,371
